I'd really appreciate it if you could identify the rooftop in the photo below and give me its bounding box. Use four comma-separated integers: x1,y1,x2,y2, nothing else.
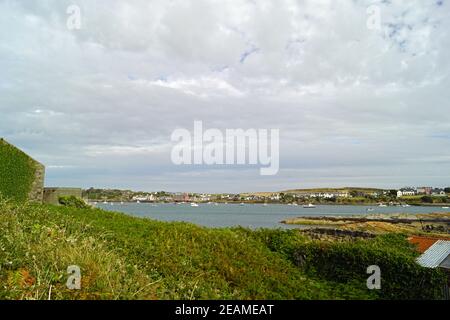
408,236,450,253
416,240,450,269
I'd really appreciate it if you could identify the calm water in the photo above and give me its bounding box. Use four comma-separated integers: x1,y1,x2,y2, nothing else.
95,203,450,229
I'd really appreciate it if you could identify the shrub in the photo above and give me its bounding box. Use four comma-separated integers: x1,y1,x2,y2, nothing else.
421,196,434,203
58,196,89,209
292,234,447,300
250,231,447,300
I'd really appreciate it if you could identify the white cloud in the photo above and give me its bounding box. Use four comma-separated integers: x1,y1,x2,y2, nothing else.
1,0,449,191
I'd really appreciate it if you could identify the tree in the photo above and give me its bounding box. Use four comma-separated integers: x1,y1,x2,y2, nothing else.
421,196,433,204
350,191,359,197
444,187,450,193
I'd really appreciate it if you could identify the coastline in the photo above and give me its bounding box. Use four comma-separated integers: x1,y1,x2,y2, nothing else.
282,212,450,237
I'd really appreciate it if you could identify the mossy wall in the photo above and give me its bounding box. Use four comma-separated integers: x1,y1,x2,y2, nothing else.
0,138,45,202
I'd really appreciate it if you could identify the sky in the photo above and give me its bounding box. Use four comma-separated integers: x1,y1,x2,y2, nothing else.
1,0,449,193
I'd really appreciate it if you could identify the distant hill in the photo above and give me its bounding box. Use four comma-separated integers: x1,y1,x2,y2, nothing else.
241,187,386,197
282,187,386,194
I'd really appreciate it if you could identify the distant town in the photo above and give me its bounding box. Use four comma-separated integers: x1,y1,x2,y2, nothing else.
83,186,450,206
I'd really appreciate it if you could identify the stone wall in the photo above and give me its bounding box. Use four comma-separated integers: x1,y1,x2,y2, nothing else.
43,187,83,205
301,228,376,241
28,160,45,202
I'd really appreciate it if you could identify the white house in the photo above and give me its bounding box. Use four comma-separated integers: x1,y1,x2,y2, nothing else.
397,188,416,197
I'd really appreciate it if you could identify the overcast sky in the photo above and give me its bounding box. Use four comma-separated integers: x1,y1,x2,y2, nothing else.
1,0,449,193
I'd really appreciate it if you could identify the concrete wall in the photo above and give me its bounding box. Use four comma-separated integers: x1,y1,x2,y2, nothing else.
43,187,83,205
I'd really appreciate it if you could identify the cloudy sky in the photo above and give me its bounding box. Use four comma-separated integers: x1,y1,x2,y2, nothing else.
1,0,449,193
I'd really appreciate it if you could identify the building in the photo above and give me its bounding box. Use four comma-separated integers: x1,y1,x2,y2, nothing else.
397,187,416,197
431,188,446,197
270,193,280,201
0,138,45,202
409,236,446,253
132,193,156,202
295,191,349,199
43,187,83,205
409,236,450,299
417,187,432,195
397,190,415,198
173,193,190,202
416,240,450,269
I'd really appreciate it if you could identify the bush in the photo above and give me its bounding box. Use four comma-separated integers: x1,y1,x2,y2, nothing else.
421,196,434,203
293,234,447,300
58,196,89,209
250,231,447,300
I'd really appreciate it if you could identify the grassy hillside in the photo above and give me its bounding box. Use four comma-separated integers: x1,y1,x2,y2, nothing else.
0,139,37,202
283,187,384,194
0,198,445,300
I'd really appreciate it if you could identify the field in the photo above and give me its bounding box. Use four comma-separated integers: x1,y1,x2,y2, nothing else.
0,198,446,300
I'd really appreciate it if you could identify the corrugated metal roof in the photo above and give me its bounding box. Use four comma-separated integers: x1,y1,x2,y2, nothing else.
416,240,450,268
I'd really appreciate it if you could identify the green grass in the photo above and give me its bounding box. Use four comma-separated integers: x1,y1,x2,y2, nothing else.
0,139,37,202
0,199,379,300
1,199,444,300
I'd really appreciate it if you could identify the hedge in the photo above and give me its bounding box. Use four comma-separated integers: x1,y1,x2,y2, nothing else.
293,234,448,300
0,139,37,202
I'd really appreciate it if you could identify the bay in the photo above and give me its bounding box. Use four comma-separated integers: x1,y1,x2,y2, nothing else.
95,203,449,229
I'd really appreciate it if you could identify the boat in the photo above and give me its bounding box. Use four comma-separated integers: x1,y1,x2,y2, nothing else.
442,207,449,209
292,203,298,206
303,203,316,208
240,203,245,206
190,203,199,207
263,203,268,207
378,203,387,207
136,200,140,204
367,208,374,212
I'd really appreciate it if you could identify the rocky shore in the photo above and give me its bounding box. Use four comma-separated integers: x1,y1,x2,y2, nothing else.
282,212,450,237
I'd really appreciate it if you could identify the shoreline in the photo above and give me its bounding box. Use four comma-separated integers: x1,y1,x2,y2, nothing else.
282,212,450,237
89,201,450,208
